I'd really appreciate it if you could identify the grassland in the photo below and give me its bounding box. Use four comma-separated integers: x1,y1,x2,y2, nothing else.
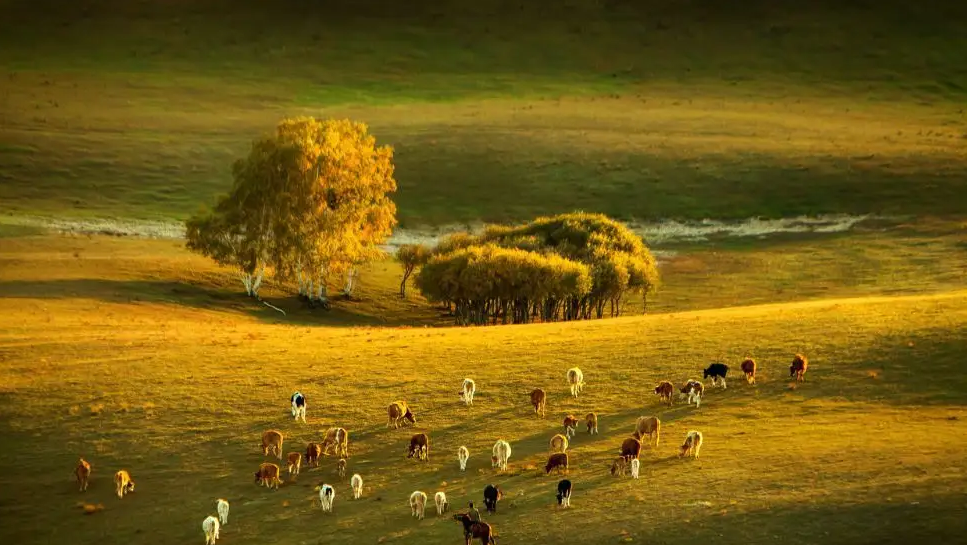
1,234,967,545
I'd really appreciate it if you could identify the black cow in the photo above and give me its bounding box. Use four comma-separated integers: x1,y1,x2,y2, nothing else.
556,479,572,508
483,484,502,514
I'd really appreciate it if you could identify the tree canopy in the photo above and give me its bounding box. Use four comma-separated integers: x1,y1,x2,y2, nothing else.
186,117,398,303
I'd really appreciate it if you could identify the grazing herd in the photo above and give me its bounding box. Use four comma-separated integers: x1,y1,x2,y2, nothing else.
69,353,809,544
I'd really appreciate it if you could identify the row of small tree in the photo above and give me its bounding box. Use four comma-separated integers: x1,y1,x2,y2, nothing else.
398,213,660,325
185,117,398,306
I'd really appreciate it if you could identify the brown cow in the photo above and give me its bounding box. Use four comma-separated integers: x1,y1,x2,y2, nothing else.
610,456,628,477
255,462,282,489
305,442,323,467
261,430,284,459
549,434,569,453
321,427,349,458
75,458,91,492
336,458,347,477
286,452,302,477
114,470,135,499
741,358,757,385
620,437,642,461
633,416,660,446
563,414,579,438
530,388,547,418
545,453,569,475
790,354,808,382
585,412,598,434
654,381,675,405
407,433,430,461
387,401,417,429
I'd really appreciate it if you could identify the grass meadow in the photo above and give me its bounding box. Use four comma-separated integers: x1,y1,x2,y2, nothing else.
1,1,967,544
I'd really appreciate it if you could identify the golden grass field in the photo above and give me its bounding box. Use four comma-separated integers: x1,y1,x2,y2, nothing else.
2,233,966,545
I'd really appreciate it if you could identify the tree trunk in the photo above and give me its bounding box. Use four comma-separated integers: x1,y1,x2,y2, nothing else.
343,266,359,296
400,266,414,298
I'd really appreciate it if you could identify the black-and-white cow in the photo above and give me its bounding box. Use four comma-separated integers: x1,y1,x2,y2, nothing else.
290,392,307,423
556,479,572,508
703,363,730,389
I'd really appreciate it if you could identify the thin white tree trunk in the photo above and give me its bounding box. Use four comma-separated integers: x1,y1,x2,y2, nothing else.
251,267,264,297
316,266,329,302
343,266,358,296
240,273,254,296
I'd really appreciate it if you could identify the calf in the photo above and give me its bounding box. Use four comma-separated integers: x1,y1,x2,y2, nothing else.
483,484,503,514
491,439,512,471
409,490,427,520
336,458,347,477
216,499,229,525
790,353,808,382
305,443,323,467
434,491,450,516
610,456,628,477
351,474,363,499
567,367,585,398
286,452,302,477
633,416,660,446
113,470,135,499
563,414,579,438
741,358,757,385
290,391,307,423
630,458,640,479
704,362,729,389
556,479,572,508
545,452,569,475
460,378,476,406
654,381,675,405
679,430,704,459
457,446,470,471
387,401,417,429
75,458,91,492
261,430,284,459
407,433,430,461
530,388,547,418
255,463,281,489
681,380,705,407
585,412,598,434
549,433,569,453
318,484,335,512
321,427,349,458
620,437,642,461
202,515,220,545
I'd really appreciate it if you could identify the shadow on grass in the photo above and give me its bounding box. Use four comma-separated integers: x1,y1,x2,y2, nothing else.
0,278,440,328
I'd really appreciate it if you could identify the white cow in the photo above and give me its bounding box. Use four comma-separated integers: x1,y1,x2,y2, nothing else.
202,515,220,545
567,367,585,398
216,499,229,525
491,440,512,471
318,484,335,512
630,458,640,479
460,378,476,406
409,490,427,520
351,474,363,500
457,446,470,471
434,491,449,516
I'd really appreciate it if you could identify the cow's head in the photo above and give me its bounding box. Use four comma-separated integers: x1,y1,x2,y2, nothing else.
404,409,416,424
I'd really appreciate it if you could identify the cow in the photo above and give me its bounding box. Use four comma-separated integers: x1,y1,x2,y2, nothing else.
460,378,476,406
261,430,284,459
530,388,547,418
620,437,642,461
491,440,511,471
255,462,281,489
434,491,450,515
654,381,675,405
680,379,705,407
351,474,363,499
409,490,427,520
318,484,335,512
563,414,579,438
457,446,470,471
545,453,569,475
290,392,307,423
321,427,349,458
585,412,598,434
483,484,503,514
286,452,302,477
791,353,808,382
202,515,220,545
680,430,704,459
632,416,660,446
75,458,91,492
305,443,323,467
388,401,417,429
216,498,229,525
336,458,347,477
741,358,757,385
567,367,585,398
630,458,640,479
704,362,729,389
610,456,628,477
549,433,569,453
407,433,430,461
556,479,572,508
114,470,135,499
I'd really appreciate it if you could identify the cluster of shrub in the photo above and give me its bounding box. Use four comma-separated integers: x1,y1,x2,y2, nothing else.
398,213,659,325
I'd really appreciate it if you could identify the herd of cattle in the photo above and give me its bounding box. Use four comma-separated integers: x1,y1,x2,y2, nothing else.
71,354,809,544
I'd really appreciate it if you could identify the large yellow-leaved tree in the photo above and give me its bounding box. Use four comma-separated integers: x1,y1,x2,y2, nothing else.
186,117,398,307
